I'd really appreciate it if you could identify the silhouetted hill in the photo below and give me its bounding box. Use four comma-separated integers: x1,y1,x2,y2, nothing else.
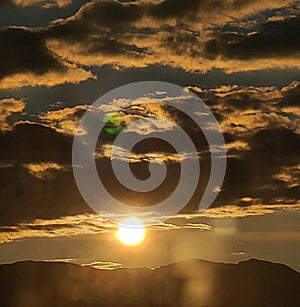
0,258,299,307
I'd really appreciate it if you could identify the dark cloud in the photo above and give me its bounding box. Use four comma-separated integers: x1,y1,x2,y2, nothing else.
188,81,300,207
280,81,300,107
41,0,300,75
147,0,203,19
0,165,91,225
214,128,300,206
82,0,143,29
0,0,299,89
146,0,280,20
0,79,299,225
0,0,299,233
0,123,89,224
0,1,90,29
204,16,300,60
247,128,300,166
0,27,65,79
0,26,94,88
85,36,147,56
159,30,201,57
0,1,146,87
0,0,11,6
48,0,144,40
0,123,72,164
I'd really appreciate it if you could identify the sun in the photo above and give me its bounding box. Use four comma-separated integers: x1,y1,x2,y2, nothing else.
116,217,146,246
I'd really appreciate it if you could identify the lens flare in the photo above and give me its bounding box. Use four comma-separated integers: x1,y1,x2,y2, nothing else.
116,217,145,246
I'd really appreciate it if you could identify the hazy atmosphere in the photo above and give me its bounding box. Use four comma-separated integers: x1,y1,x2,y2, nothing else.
0,1,300,306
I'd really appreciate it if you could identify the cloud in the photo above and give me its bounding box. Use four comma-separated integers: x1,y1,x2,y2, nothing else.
0,214,113,243
39,105,88,135
0,122,73,164
23,162,67,179
189,82,300,207
40,101,176,136
0,82,299,224
203,15,300,60
97,144,196,164
0,27,95,89
0,0,298,88
0,163,91,225
82,261,123,270
1,203,299,244
43,0,300,73
0,212,212,243
146,0,292,21
0,123,91,225
232,251,246,256
0,0,71,8
173,203,300,219
273,164,300,188
215,128,300,207
0,64,95,89
0,27,64,78
0,98,25,131
188,81,299,135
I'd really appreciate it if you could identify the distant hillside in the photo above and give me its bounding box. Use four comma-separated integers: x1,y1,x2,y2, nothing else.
0,258,299,307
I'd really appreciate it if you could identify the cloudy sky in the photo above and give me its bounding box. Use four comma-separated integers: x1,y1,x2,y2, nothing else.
0,0,299,271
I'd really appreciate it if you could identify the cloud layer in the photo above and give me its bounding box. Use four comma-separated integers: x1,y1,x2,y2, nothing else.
0,0,299,88
0,0,71,8
0,81,299,225
1,203,299,244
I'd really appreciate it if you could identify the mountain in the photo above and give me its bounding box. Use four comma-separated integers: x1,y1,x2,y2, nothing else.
0,258,299,307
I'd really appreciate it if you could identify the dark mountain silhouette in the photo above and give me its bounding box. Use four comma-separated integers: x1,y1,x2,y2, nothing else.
0,258,299,307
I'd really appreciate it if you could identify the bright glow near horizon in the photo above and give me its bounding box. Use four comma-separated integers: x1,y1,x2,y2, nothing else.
116,217,146,246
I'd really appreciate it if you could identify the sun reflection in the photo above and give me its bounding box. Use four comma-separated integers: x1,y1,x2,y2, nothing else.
116,217,146,246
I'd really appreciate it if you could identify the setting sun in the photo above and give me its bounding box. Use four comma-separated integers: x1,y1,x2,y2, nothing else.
116,217,146,246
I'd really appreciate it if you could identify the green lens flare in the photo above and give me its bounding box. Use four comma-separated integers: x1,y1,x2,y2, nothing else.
103,113,124,135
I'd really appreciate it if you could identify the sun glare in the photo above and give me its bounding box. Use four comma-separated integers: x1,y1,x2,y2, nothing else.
116,217,146,246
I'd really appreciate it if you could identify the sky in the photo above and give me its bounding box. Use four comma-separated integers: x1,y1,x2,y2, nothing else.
0,0,299,271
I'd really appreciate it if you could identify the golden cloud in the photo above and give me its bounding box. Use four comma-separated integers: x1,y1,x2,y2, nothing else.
7,0,71,7
1,203,299,244
1,0,298,90
44,0,299,73
0,98,26,132
23,162,67,178
39,105,88,135
0,64,95,89
273,164,300,188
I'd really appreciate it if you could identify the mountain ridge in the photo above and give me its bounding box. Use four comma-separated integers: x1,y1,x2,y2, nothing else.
0,258,299,307
4,257,298,272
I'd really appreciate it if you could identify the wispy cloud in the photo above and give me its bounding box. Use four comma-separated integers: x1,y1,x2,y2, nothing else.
174,203,300,220
82,261,123,270
0,211,212,244
23,162,67,179
0,214,114,244
1,204,299,243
